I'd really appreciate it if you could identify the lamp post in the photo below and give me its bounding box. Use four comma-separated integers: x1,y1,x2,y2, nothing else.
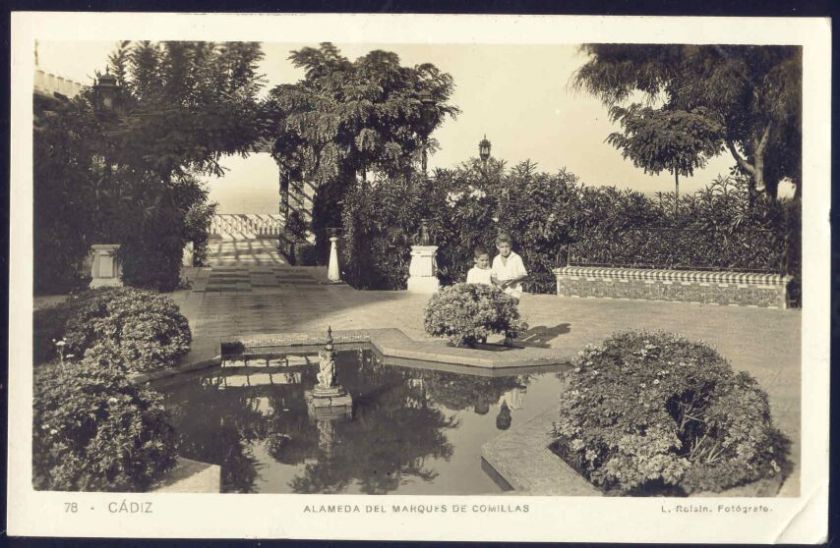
419,89,436,177
478,134,492,186
418,90,437,247
88,69,123,288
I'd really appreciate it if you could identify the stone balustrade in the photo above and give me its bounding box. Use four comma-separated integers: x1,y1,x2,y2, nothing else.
553,266,793,309
209,214,284,240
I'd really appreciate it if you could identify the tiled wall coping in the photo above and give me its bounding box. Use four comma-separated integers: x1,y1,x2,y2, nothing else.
555,266,792,286
553,266,793,309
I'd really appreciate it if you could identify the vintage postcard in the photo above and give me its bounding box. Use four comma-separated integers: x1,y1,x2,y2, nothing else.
8,12,830,543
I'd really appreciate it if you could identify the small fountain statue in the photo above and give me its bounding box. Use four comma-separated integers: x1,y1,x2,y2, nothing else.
316,327,337,389
305,326,353,418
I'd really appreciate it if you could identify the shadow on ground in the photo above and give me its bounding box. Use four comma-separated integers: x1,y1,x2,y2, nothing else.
517,323,572,348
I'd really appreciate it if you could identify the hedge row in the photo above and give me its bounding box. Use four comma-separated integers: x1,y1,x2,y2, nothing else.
338,164,800,294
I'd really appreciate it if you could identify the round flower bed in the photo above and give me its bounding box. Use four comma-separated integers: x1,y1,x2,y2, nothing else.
553,331,789,496
423,283,526,347
33,358,178,491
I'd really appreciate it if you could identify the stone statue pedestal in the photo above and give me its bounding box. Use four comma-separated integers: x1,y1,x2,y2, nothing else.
89,244,123,289
327,236,342,284
305,386,353,416
407,245,440,293
306,326,352,417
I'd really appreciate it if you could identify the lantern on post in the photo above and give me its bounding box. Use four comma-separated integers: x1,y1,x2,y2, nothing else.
479,135,491,163
94,69,118,111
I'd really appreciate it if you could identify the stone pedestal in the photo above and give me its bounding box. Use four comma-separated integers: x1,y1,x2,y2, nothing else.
407,245,440,293
327,236,342,283
305,385,353,418
89,244,122,289
182,241,194,267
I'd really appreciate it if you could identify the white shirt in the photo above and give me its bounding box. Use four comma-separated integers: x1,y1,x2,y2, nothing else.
466,266,493,285
492,251,528,299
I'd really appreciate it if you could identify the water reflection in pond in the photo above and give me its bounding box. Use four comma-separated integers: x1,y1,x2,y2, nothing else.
157,349,568,494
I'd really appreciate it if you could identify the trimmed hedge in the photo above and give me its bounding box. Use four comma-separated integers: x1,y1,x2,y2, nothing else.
552,331,790,496
33,359,178,491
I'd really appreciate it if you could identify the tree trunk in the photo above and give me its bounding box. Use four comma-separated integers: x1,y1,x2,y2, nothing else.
674,170,679,218
279,173,289,219
725,123,772,205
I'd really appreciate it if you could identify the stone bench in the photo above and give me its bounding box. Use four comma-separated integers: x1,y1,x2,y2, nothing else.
553,266,793,309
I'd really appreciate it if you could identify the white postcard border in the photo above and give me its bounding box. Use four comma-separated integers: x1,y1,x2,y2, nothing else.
8,12,831,543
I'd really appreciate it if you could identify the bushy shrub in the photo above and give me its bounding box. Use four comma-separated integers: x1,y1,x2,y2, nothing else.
33,359,178,491
341,173,430,289
183,199,217,267
117,178,204,292
552,331,789,496
34,299,87,366
423,283,526,347
34,97,99,294
62,288,191,372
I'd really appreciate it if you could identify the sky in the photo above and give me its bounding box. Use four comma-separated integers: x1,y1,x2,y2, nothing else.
37,40,754,213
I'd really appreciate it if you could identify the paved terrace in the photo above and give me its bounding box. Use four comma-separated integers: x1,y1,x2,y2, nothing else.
168,244,801,496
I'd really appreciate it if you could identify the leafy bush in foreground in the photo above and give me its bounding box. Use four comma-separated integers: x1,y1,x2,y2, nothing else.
61,288,191,372
33,359,178,491
553,331,789,495
423,283,526,347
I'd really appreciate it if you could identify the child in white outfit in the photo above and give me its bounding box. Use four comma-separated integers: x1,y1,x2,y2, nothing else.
491,233,528,301
466,246,493,285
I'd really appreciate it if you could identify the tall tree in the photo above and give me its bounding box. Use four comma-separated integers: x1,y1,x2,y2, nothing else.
108,40,265,181
263,43,459,184
34,41,265,292
606,105,723,213
260,42,460,258
575,44,802,199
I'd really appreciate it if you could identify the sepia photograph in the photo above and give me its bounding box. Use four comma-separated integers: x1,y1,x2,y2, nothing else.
8,12,830,543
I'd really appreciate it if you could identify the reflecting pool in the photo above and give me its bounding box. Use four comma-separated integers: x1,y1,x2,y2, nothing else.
156,349,569,494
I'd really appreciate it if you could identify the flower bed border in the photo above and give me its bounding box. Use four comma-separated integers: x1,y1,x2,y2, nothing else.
481,404,785,497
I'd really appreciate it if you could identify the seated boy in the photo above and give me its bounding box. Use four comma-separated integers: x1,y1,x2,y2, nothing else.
491,233,528,346
490,232,528,301
466,246,493,286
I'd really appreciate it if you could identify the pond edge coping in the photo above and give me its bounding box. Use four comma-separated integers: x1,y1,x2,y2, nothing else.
130,327,574,384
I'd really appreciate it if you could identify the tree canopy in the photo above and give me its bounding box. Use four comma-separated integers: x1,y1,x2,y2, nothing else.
105,40,265,180
34,40,265,292
575,44,801,199
260,42,460,187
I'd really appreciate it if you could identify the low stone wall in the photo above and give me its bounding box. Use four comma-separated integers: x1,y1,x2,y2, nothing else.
553,266,792,309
